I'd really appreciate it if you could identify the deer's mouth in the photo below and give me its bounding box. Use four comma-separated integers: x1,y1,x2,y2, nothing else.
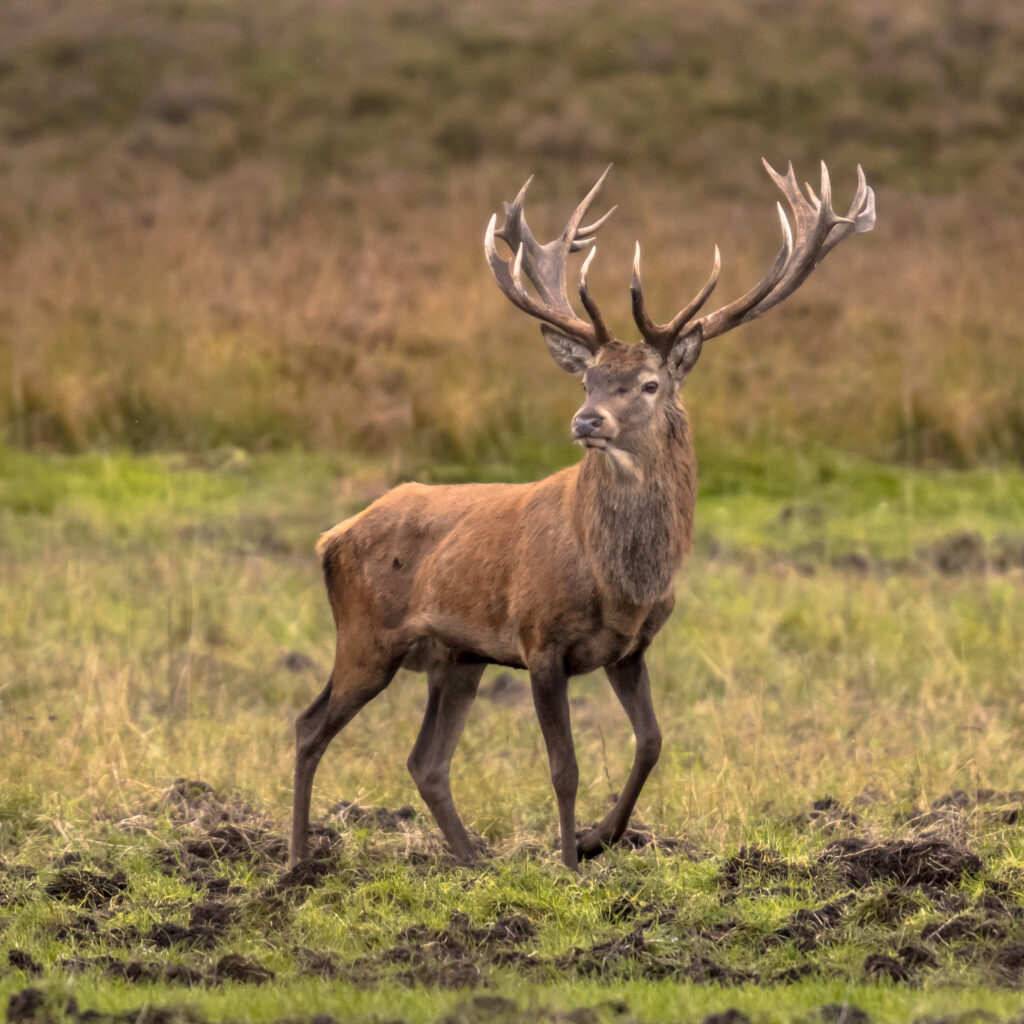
577,436,609,450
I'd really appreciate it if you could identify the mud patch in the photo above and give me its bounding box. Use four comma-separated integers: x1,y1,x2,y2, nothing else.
820,836,982,888
45,868,129,908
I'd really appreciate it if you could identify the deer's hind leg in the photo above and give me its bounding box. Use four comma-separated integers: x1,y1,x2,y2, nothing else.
290,646,401,866
406,662,484,864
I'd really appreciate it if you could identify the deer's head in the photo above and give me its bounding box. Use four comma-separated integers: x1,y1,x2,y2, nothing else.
485,162,875,458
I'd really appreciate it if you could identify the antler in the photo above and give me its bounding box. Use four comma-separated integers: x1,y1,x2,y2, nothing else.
485,166,618,354
631,160,876,360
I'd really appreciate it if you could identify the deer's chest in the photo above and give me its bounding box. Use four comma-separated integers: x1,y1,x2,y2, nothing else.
562,594,675,675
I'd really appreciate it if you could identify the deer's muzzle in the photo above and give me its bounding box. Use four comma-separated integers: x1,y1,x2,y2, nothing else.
572,408,614,447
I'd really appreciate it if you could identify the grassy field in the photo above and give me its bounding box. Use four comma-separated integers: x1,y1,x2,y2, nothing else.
2,443,1024,1022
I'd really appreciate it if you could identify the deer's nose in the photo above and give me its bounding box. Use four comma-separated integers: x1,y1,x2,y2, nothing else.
571,411,605,438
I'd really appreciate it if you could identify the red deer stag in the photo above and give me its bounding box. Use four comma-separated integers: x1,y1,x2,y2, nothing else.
292,160,875,870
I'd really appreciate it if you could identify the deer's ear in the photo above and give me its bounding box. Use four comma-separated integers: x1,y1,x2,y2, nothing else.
541,326,595,378
666,326,704,385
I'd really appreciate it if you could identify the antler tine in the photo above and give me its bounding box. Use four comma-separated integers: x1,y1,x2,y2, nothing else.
578,247,613,348
691,160,873,344
485,168,618,353
631,241,722,357
562,164,614,247
817,163,876,264
573,204,618,251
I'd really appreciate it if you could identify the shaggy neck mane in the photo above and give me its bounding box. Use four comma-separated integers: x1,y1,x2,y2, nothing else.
574,399,696,606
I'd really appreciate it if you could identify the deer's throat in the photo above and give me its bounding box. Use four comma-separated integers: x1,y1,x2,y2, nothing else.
576,413,696,606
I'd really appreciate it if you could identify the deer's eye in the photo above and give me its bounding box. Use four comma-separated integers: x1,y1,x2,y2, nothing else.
641,380,659,394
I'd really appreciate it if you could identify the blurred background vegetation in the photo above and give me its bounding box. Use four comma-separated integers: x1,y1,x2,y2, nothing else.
0,0,1021,468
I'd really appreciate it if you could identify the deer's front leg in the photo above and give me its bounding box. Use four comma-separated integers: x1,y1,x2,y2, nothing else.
577,650,661,860
528,655,579,871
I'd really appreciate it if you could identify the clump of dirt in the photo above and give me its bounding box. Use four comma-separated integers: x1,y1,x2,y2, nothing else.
119,960,205,986
210,953,274,984
576,823,698,856
702,1012,753,1024
927,531,987,574
920,533,1024,575
988,943,1024,983
160,778,258,828
558,924,658,978
57,954,124,974
6,988,46,1024
189,899,238,930
44,867,129,908
992,535,1024,572
183,824,288,865
439,995,633,1024
601,895,676,925
298,948,341,979
850,887,929,927
51,951,274,989
155,823,290,885
478,672,528,705
862,953,909,982
820,836,982,888
7,950,41,975
932,789,1024,825
774,898,852,950
687,954,759,985
273,856,338,895
555,922,761,985
279,650,315,673
345,911,538,988
896,943,937,969
329,800,418,832
719,845,811,893
53,911,100,941
147,921,222,951
921,913,1007,944
790,796,860,833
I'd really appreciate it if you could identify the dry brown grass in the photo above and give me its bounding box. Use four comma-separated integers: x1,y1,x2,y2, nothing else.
0,0,1022,464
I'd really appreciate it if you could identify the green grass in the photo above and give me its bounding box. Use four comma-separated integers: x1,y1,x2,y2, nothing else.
2,446,1024,1021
